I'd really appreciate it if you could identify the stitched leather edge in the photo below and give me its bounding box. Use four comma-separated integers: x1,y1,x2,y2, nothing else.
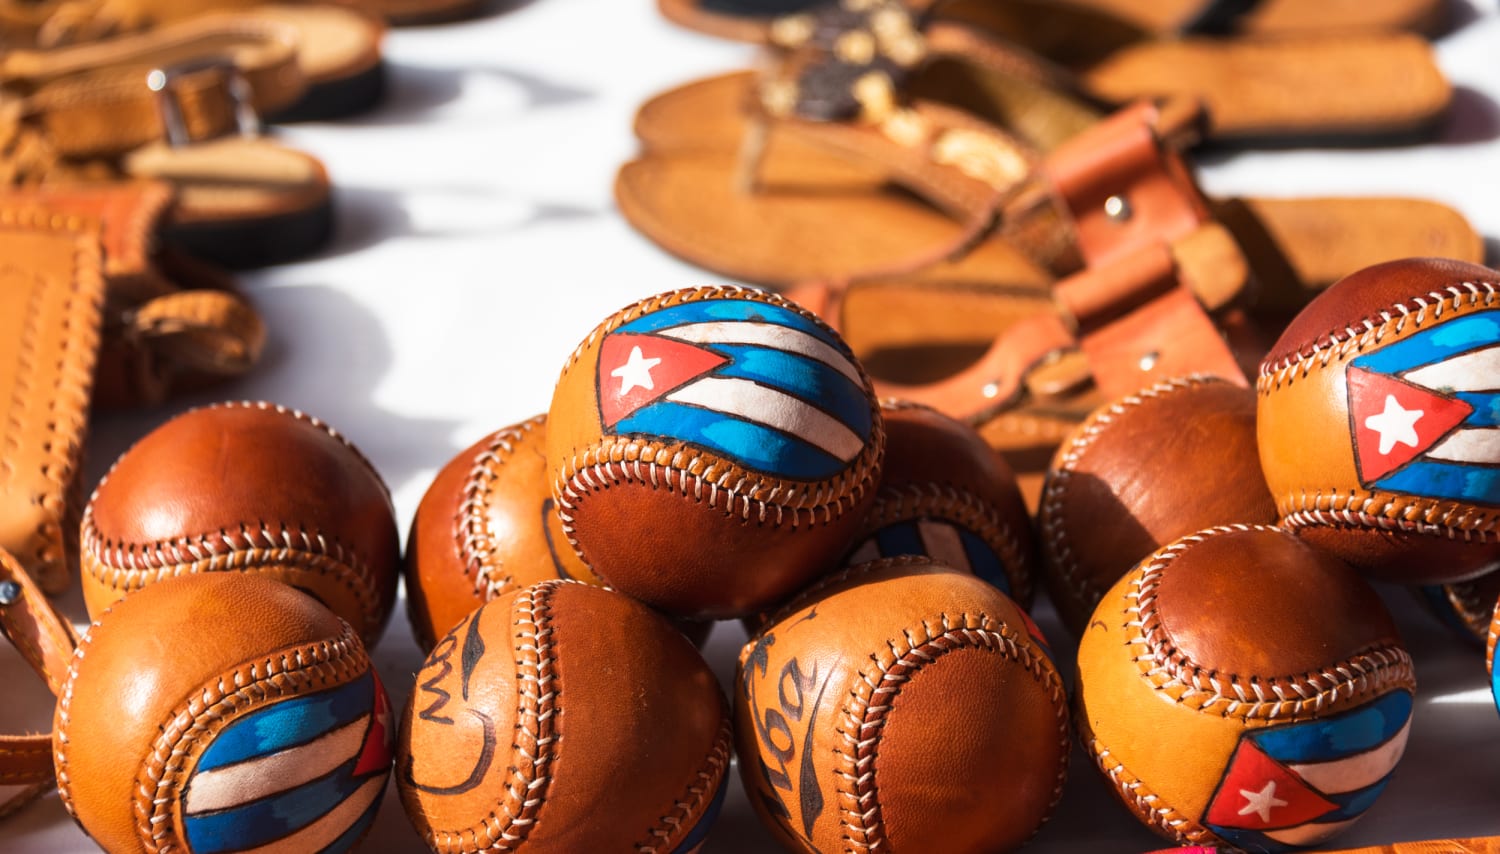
129,623,368,853
453,415,547,601
1038,374,1220,621
427,580,560,853
1125,525,1416,721
1079,735,1213,845
632,709,733,853
832,610,1069,850
1278,490,1498,542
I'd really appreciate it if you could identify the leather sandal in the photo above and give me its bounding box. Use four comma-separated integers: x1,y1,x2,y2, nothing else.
660,0,1447,42
652,0,1451,146
0,59,335,267
0,2,386,122
619,88,1480,297
0,548,80,818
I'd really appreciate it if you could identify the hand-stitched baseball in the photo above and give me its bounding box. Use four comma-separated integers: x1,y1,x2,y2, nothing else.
396,580,732,853
1075,525,1415,851
546,286,884,619
1257,257,1500,583
54,573,392,854
1415,568,1500,649
845,400,1038,607
403,414,603,652
736,556,1068,853
1039,375,1276,636
80,401,401,647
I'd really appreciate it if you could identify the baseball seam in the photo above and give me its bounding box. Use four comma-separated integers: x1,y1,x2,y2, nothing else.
863,480,1031,601
1279,495,1497,543
1082,737,1210,845
454,416,546,601
1038,374,1218,623
1440,580,1494,640
633,711,733,853
131,624,368,853
79,515,384,638
832,611,1069,851
1126,525,1416,720
428,581,560,853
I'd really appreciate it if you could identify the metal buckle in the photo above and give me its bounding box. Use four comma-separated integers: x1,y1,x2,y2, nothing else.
145,57,260,147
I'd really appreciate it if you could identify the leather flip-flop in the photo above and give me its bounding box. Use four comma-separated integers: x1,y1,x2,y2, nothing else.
0,3,386,122
659,0,1447,43
618,81,1480,295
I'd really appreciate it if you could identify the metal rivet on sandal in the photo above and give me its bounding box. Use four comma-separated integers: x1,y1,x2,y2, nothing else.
1105,195,1132,223
0,580,19,605
1138,351,1160,371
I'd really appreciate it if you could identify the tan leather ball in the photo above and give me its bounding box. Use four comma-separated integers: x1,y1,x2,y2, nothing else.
403,414,603,652
1038,374,1276,636
1257,257,1500,583
1076,525,1415,850
847,400,1037,607
736,556,1069,853
80,400,401,647
546,285,884,619
54,573,393,854
396,580,732,852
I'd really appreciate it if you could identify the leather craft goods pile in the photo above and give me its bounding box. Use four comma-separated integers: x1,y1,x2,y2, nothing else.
2,0,1500,852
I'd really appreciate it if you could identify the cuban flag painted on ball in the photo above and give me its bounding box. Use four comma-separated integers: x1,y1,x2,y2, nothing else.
847,521,1012,597
1346,309,1500,505
597,298,873,481
180,671,392,854
1203,691,1412,852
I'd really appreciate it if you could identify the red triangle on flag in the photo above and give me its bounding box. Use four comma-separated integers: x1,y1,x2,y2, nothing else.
1205,739,1338,830
597,332,729,428
1347,366,1473,483
353,674,393,777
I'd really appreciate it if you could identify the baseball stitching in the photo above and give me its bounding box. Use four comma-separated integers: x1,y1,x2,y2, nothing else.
1081,737,1210,845
1124,525,1415,719
131,624,369,853
633,711,732,853
832,610,1069,851
1435,579,1496,642
453,416,546,601
427,580,560,853
1038,374,1221,622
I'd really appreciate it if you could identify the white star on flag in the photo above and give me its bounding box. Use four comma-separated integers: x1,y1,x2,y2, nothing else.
1238,781,1288,823
1364,394,1424,455
610,345,661,395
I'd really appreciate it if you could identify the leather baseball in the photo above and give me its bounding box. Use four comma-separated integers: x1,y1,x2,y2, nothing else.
403,414,603,652
846,400,1037,607
1490,595,1499,718
54,572,393,854
1038,374,1277,636
546,285,884,618
80,400,401,647
396,580,732,852
1076,525,1415,850
736,556,1069,853
1257,257,1500,583
1416,568,1500,649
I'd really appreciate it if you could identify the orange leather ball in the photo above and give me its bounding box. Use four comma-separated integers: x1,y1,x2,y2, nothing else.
736,556,1069,853
54,573,393,854
1490,596,1500,715
1038,375,1276,636
546,286,884,619
1257,257,1500,583
80,401,401,647
1076,525,1415,850
396,581,732,852
848,400,1038,607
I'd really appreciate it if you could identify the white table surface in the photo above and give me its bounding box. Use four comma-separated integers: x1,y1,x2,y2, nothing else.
4,0,1500,850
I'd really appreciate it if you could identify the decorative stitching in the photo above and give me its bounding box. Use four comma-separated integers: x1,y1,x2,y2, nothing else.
1124,525,1415,720
1038,375,1218,623
633,710,733,853
831,609,1069,850
1278,493,1498,542
1081,737,1210,845
454,416,546,601
427,580,561,853
553,288,883,576
130,625,368,853
1257,280,1500,388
